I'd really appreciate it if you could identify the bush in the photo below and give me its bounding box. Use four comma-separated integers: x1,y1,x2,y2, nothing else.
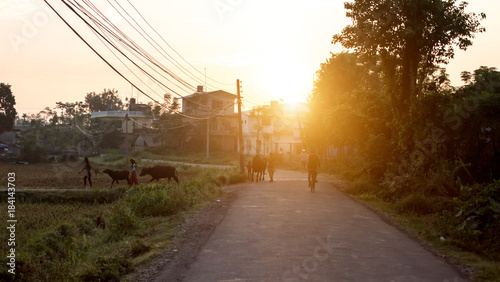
126,184,191,217
107,201,137,241
453,180,500,259
394,194,449,215
229,172,247,184
129,240,151,257
19,137,45,162
79,257,132,281
346,177,379,195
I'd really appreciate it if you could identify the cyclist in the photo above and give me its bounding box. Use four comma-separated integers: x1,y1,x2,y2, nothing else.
307,149,320,192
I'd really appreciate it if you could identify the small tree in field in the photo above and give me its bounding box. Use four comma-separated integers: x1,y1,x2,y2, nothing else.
0,83,17,134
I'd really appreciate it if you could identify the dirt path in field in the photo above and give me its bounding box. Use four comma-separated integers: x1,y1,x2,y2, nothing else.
137,169,469,282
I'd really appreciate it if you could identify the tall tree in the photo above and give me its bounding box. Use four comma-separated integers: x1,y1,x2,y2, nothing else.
85,89,123,112
332,0,485,113
0,83,17,134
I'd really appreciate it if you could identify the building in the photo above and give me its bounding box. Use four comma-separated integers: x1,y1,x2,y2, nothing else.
181,87,239,152
89,98,153,149
241,101,308,156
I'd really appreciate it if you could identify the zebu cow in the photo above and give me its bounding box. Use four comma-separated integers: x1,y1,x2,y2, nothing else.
252,155,266,182
140,165,179,183
102,169,129,187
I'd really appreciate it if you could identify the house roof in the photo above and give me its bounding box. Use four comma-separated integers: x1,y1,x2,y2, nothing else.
183,90,237,99
137,134,161,147
90,111,146,119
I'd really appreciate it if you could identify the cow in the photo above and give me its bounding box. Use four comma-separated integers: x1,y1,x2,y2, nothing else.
252,155,266,182
140,165,179,183
102,169,129,187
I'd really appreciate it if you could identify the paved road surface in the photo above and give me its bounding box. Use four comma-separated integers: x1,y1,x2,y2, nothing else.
154,169,467,282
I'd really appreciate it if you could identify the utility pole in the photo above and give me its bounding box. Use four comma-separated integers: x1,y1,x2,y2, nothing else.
125,113,129,165
205,69,209,159
206,117,210,158
237,79,244,173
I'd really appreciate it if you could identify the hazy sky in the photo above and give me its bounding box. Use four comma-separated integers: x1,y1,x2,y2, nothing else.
2,0,500,116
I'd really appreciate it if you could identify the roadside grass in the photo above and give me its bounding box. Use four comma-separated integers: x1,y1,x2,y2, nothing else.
326,159,500,282
0,164,246,281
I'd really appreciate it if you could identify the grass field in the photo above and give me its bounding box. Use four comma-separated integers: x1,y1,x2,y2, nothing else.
0,156,240,189
0,159,246,281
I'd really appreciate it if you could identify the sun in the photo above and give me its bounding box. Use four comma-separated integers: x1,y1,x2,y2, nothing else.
259,63,311,105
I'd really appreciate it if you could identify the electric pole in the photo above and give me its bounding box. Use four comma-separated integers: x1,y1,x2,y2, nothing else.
237,79,244,173
206,117,210,159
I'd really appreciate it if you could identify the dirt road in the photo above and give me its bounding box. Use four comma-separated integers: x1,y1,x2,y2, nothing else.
152,169,467,282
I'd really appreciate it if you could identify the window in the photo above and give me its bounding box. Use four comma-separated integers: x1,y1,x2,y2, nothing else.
212,100,223,110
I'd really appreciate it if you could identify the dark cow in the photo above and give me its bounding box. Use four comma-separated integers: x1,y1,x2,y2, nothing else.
252,155,266,182
103,169,129,187
140,165,179,183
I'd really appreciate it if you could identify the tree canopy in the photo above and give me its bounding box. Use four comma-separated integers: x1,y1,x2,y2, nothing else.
0,83,17,134
85,89,123,112
332,0,485,113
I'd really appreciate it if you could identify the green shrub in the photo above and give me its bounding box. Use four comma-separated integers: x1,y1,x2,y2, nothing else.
75,216,96,235
346,177,379,195
395,194,450,215
129,240,151,257
229,172,247,184
79,256,132,281
57,222,77,238
107,201,137,241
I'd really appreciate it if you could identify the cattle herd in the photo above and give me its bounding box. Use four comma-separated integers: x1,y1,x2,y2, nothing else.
251,155,267,182
101,165,179,187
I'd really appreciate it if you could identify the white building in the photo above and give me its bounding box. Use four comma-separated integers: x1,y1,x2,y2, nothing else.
241,101,308,156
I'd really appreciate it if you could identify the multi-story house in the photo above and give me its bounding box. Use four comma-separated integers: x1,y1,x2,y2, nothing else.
242,101,308,157
181,87,239,152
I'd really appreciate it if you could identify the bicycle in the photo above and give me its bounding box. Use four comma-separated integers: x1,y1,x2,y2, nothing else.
308,169,317,192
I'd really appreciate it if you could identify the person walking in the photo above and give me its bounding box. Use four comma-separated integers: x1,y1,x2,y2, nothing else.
300,149,308,172
267,153,275,182
307,149,320,192
129,159,139,186
80,157,97,188
246,161,253,180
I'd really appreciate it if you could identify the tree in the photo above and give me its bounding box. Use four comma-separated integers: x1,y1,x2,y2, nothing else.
0,83,17,134
84,89,123,112
308,53,388,155
332,0,485,113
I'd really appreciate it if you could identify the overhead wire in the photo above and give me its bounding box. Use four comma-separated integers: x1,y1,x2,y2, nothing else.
124,0,234,87
81,0,195,91
109,0,210,89
65,0,217,110
45,0,228,121
69,0,196,95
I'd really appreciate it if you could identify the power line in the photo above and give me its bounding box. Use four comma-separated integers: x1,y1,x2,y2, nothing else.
125,0,233,87
63,0,220,111
69,0,196,94
45,0,222,121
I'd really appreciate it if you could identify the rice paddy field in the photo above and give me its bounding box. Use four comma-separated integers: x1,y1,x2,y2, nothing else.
0,160,246,281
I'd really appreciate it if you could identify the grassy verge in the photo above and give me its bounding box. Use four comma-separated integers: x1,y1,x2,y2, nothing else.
326,158,500,282
0,166,247,281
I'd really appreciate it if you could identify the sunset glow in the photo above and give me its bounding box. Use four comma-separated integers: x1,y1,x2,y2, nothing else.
0,0,499,114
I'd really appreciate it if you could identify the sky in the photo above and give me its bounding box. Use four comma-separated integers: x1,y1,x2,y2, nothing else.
1,0,500,116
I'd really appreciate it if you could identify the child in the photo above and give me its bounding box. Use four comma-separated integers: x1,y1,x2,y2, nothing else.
80,157,97,188
129,159,139,186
